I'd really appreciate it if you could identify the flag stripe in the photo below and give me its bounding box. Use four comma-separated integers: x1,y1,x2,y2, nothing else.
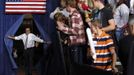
5,0,46,14
6,4,45,6
6,8,46,10
6,2,46,4
6,6,46,8
6,10,46,12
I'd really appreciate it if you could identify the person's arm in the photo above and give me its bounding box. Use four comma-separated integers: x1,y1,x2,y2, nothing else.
106,36,118,72
109,47,118,72
8,36,15,40
85,17,92,27
56,21,78,35
114,7,121,27
101,19,115,32
114,4,129,28
71,12,84,34
121,5,129,28
33,34,44,43
101,9,115,32
8,34,23,40
50,7,61,19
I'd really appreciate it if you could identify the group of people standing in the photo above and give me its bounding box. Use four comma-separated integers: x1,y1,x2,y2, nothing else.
50,0,134,75
7,0,134,75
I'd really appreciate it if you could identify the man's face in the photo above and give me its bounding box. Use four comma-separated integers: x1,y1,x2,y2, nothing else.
25,28,30,34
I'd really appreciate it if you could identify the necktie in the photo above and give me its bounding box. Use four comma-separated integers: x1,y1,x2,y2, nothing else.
24,35,28,50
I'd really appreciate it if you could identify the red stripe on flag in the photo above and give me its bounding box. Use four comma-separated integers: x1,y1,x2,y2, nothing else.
6,4,45,6
6,8,46,10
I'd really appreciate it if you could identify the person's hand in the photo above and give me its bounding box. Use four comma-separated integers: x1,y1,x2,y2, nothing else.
112,66,118,73
85,18,91,23
64,40,68,45
13,48,18,58
85,18,92,27
87,48,94,57
8,36,13,39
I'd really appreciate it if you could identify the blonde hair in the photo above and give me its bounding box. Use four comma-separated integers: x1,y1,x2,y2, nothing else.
91,19,101,28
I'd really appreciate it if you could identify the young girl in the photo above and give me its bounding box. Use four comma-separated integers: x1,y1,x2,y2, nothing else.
54,12,78,36
54,12,69,45
87,19,118,72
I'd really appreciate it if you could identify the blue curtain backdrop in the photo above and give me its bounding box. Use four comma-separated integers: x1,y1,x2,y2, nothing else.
0,0,66,75
0,0,24,74
33,0,67,75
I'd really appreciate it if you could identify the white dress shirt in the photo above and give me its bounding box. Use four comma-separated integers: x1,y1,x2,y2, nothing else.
114,4,129,28
15,33,44,49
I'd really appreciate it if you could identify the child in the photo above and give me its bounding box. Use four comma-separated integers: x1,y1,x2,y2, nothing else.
54,12,70,45
87,19,118,72
54,12,78,39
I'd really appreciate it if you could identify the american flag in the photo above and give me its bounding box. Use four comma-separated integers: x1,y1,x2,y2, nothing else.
5,0,46,14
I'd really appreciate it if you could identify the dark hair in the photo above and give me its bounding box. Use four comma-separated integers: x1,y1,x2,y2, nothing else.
54,12,67,23
116,0,127,7
66,0,77,8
